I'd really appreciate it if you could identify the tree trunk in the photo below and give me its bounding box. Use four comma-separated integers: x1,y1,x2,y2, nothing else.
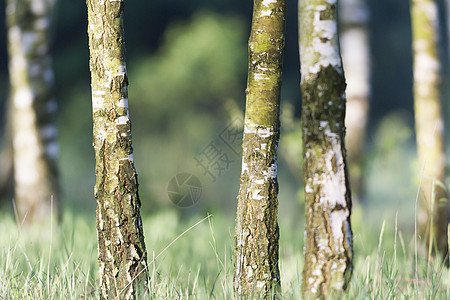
86,1,148,298
339,0,371,204
298,0,353,298
410,0,448,259
234,0,287,298
6,0,60,223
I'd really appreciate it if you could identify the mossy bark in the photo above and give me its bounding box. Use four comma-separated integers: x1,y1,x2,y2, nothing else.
411,0,448,259
86,1,148,298
339,0,370,204
6,0,60,223
234,0,287,298
298,0,353,298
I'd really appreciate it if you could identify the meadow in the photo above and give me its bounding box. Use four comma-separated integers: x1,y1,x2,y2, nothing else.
1,205,448,299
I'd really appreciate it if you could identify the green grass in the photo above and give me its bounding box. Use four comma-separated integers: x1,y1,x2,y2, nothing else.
0,209,448,299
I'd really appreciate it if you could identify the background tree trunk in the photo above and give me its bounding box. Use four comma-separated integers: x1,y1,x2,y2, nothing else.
86,1,148,298
298,0,353,297
234,0,287,298
339,0,371,204
410,0,448,259
6,0,60,223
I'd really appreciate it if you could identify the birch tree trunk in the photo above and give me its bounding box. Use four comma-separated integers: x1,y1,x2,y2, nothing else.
298,0,353,297
234,0,287,298
6,0,60,223
339,0,371,204
410,0,448,259
86,1,148,298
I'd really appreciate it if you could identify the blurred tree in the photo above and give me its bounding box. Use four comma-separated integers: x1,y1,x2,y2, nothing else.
5,0,60,222
234,0,287,298
86,1,147,298
339,0,371,204
0,102,13,203
298,0,353,297
410,0,448,260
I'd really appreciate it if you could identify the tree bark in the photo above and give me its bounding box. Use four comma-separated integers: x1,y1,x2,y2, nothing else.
234,0,287,298
6,0,60,223
298,0,353,298
339,0,371,204
86,1,148,298
410,0,448,259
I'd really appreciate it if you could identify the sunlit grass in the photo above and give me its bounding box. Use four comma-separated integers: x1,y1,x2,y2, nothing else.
0,208,448,299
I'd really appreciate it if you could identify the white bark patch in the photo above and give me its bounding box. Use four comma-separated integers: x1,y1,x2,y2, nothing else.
317,130,347,208
92,90,105,111
244,123,274,138
116,65,127,77
241,161,249,175
14,87,34,108
120,154,134,162
95,130,107,143
330,209,349,251
116,115,129,125
257,65,270,72
254,73,270,81
247,267,253,279
255,179,265,185
262,0,277,6
117,98,128,108
300,4,341,83
252,189,264,200
261,10,271,17
263,163,277,179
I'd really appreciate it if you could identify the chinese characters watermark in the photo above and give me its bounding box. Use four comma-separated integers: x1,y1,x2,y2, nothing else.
167,117,243,207
194,117,243,182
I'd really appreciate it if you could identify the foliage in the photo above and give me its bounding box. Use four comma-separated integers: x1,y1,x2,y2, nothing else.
55,11,247,213
364,111,417,225
128,12,247,211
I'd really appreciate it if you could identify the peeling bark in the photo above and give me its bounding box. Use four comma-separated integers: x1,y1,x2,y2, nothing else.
6,0,60,223
410,0,448,259
86,0,148,298
298,0,353,298
234,0,287,298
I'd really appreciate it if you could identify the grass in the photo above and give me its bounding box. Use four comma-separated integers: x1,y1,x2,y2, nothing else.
0,208,448,299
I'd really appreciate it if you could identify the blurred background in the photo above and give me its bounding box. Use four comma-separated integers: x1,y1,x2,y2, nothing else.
0,0,448,230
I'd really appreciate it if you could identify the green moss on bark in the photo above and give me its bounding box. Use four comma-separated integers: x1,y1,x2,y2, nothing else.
234,0,287,298
87,0,148,299
299,0,353,298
